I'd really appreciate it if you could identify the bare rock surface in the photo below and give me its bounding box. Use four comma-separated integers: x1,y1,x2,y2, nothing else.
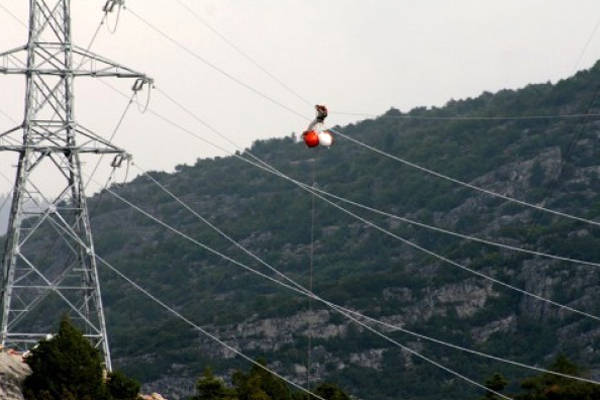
0,352,31,400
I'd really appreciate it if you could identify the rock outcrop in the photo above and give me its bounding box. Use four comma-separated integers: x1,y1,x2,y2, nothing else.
0,352,30,400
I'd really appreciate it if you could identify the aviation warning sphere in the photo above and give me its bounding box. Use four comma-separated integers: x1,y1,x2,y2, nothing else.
303,130,320,147
318,131,333,147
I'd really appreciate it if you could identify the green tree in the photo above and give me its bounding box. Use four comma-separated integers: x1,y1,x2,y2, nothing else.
193,367,235,400
23,315,109,400
312,383,351,400
233,359,291,400
194,363,352,400
516,355,600,400
481,373,509,400
107,370,141,400
293,382,351,400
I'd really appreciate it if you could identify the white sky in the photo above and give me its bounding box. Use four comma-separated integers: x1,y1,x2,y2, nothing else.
1,0,600,196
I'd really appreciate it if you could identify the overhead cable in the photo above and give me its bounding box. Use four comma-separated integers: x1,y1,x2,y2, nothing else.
0,3,26,28
571,13,600,73
241,155,600,323
329,127,600,229
42,198,328,400
84,93,135,192
170,0,313,108
303,184,600,269
152,85,600,235
124,6,600,229
94,257,327,400
141,0,600,123
132,162,600,387
100,251,514,400
83,172,514,399
333,111,600,121
101,80,600,323
146,85,600,270
88,159,600,388
0,108,18,124
125,7,307,120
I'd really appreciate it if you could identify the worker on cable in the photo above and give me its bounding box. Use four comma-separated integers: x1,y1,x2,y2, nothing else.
302,105,333,148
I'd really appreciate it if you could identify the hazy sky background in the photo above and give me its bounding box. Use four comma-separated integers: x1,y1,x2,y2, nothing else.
1,0,600,198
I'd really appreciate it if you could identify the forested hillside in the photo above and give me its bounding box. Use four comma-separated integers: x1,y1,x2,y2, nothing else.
9,61,600,400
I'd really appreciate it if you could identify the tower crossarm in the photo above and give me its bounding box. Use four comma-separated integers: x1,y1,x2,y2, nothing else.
0,145,127,154
0,44,150,82
0,123,130,155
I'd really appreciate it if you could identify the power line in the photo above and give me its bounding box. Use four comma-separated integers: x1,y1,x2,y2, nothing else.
131,160,600,387
0,3,26,28
152,83,600,236
333,111,600,121
84,166,600,393
329,127,600,229
238,156,600,323
304,184,600,269
95,256,328,400
571,13,600,73
4,0,600,399
125,6,307,121
102,80,600,323
80,173,514,399
126,6,600,229
52,53,597,381
150,90,600,270
170,0,313,108
0,108,18,124
119,6,600,232
103,6,600,394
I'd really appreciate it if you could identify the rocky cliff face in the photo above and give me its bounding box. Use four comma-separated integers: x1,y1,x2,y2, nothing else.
129,139,600,399
10,63,600,400
0,352,30,400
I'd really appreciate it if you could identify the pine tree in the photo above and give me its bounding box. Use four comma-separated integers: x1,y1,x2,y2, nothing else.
107,370,141,400
516,355,600,400
23,315,109,400
480,373,508,400
312,383,351,400
233,359,291,400
193,367,235,400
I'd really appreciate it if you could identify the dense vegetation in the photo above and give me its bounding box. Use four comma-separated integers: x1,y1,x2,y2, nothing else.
21,316,353,400
8,61,600,399
23,316,140,400
191,363,350,400
481,356,600,400
21,319,600,400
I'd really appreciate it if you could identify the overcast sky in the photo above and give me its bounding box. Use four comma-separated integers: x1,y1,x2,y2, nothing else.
1,0,600,197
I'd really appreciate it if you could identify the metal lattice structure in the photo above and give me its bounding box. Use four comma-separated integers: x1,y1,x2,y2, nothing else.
0,0,150,370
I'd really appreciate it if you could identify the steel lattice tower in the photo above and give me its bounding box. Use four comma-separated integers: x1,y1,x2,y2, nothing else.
0,0,150,370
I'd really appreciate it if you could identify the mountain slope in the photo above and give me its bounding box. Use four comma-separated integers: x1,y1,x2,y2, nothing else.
8,62,600,399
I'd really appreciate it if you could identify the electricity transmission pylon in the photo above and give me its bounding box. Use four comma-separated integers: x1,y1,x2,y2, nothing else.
0,0,151,370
